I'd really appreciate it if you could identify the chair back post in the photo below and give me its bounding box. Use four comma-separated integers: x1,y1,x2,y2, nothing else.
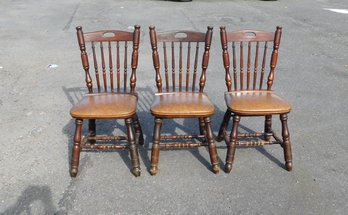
149,26,163,93
220,26,232,92
130,25,141,94
76,26,93,93
267,26,282,90
199,26,213,93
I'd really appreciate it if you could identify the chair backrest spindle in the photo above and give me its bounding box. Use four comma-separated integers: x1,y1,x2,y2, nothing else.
163,42,169,92
185,42,191,91
220,26,282,92
76,25,140,94
171,42,176,92
179,42,183,91
253,41,259,90
100,42,107,92
247,41,251,90
91,42,101,92
108,41,114,91
192,42,199,91
116,41,120,92
149,26,213,93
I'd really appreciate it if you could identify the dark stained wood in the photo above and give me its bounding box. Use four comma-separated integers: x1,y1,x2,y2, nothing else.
267,26,282,90
225,115,240,173
71,26,143,177
130,26,140,94
280,114,293,171
199,26,213,93
186,42,191,91
108,41,114,91
218,26,293,174
149,26,219,175
88,119,96,144
247,42,251,90
204,117,219,173
76,26,93,93
163,42,169,92
260,42,268,90
91,42,101,92
150,117,162,176
125,118,141,176
100,42,107,92
179,42,183,91
240,42,244,90
149,26,163,93
70,119,83,177
171,42,175,91
264,115,272,141
124,41,128,92
116,41,121,92
220,27,232,92
253,42,259,90
192,42,199,91
150,26,212,93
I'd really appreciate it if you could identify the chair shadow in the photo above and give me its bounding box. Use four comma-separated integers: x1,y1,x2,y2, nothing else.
1,186,56,215
212,107,285,170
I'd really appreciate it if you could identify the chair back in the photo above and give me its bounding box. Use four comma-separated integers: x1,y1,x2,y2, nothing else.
76,25,141,94
149,26,213,93
220,26,282,91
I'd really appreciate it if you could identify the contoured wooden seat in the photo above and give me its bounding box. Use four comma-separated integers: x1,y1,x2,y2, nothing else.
149,26,219,175
70,26,143,177
217,26,293,173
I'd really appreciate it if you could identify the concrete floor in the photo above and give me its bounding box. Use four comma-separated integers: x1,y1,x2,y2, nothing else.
0,0,347,214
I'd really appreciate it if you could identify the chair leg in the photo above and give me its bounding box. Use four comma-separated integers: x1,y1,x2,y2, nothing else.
280,114,293,171
150,117,162,176
70,119,83,177
88,119,96,144
198,118,206,136
133,114,144,145
217,109,231,142
264,115,272,141
125,118,141,177
204,117,220,174
225,115,240,173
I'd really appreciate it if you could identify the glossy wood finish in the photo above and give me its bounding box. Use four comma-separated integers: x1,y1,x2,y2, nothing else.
149,26,219,175
217,26,293,173
70,26,143,177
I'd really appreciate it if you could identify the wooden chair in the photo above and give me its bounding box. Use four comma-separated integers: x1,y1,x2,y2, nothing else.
148,26,219,175
69,25,143,177
217,26,293,173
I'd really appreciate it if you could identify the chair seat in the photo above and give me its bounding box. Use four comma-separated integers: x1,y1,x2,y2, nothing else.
151,92,215,118
225,91,291,115
70,93,137,119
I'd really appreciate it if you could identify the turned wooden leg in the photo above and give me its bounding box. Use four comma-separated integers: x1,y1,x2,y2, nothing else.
125,118,141,177
133,114,144,145
70,119,83,177
264,115,272,141
150,117,162,176
204,117,220,174
280,114,293,171
225,115,240,173
199,118,206,136
217,109,231,142
88,119,96,144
